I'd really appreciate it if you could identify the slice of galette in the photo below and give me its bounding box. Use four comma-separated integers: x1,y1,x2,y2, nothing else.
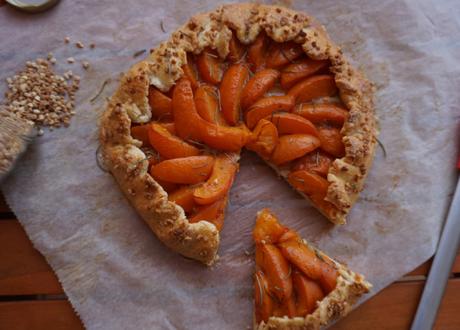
253,209,371,329
99,3,377,265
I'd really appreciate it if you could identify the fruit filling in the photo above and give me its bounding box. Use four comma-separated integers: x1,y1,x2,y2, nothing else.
253,209,338,323
130,31,350,228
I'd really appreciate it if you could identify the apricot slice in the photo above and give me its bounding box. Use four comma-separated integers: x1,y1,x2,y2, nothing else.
240,69,280,110
148,123,200,159
196,50,223,85
159,122,176,135
220,64,249,125
317,126,345,157
256,243,293,303
227,33,246,62
173,78,250,151
182,59,199,90
254,270,274,323
189,197,227,231
291,151,333,177
168,186,196,213
193,153,238,205
131,124,150,146
287,75,338,103
280,59,329,90
294,103,349,126
266,42,304,69
271,134,320,166
172,78,204,141
268,113,318,136
148,86,172,118
287,170,329,197
292,270,325,316
194,85,226,125
247,32,268,72
253,208,288,244
245,95,295,129
150,155,214,184
246,119,278,159
278,238,338,294
156,179,178,193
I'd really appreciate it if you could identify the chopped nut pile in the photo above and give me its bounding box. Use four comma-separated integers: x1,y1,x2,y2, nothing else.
2,59,80,129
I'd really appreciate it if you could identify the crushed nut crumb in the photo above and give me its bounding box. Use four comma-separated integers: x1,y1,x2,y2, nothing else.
75,41,84,49
67,57,75,64
1,58,80,131
82,61,90,70
64,36,70,43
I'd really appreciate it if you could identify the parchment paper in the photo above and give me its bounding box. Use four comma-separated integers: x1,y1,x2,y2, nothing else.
1,0,460,329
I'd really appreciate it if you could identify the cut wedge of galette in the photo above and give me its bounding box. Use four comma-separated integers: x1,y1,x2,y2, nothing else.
253,209,371,330
99,3,377,265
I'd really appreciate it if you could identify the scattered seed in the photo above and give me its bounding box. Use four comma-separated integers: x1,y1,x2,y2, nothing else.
82,61,90,70
160,20,166,33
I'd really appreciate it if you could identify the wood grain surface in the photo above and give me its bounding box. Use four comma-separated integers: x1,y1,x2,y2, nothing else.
0,192,459,329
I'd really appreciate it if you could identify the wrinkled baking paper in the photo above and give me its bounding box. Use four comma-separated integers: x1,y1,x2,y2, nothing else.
1,0,459,329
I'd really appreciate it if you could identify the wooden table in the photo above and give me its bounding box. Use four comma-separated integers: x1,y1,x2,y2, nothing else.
0,193,459,330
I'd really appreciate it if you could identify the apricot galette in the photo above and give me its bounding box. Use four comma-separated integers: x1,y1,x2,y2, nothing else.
100,3,377,265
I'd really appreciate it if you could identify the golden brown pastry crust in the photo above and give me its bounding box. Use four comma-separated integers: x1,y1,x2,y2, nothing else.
99,3,377,264
254,239,372,330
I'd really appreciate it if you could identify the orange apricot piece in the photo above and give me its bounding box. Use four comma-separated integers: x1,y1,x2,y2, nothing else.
240,69,280,110
150,155,214,184
266,42,304,69
227,33,246,62
173,78,250,151
287,170,329,197
272,294,296,318
196,50,223,85
271,134,320,166
254,270,274,324
247,32,268,72
278,239,338,294
246,119,278,159
194,85,226,125
220,64,249,125
253,208,288,244
245,95,295,129
287,75,338,103
256,243,293,303
172,78,205,141
159,122,176,135
193,153,238,205
292,270,325,316
131,124,151,146
188,197,227,231
280,58,329,90
182,59,199,91
316,126,345,158
156,179,178,193
148,123,200,160
148,86,172,118
294,103,349,126
291,151,333,177
168,186,196,213
268,113,318,136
